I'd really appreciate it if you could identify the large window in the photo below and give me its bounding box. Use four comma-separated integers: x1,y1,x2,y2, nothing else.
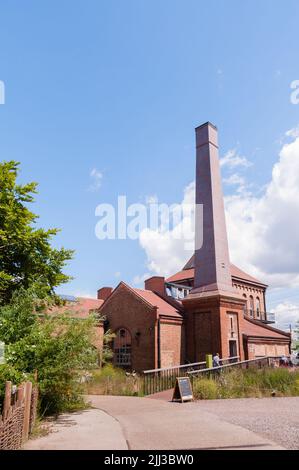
249,296,254,318
114,328,132,367
256,297,261,319
243,294,247,315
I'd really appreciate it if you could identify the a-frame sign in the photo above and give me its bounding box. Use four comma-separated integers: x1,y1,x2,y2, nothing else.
172,377,193,403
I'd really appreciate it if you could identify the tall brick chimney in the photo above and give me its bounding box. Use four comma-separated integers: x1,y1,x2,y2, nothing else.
193,122,233,293
144,276,165,296
97,287,113,301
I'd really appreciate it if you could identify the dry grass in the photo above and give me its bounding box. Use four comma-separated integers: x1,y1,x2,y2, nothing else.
82,364,144,397
193,367,299,400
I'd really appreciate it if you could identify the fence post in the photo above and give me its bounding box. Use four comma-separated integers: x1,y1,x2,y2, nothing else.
206,354,213,369
3,381,12,420
22,381,32,442
17,384,25,405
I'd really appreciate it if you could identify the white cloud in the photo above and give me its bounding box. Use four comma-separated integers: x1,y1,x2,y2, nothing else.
89,168,103,191
225,129,299,289
271,301,299,332
285,125,299,139
223,173,250,195
114,271,121,278
132,272,152,287
220,149,252,169
138,182,195,277
74,290,96,299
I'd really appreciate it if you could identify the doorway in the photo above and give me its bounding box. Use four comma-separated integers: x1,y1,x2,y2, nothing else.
229,340,238,362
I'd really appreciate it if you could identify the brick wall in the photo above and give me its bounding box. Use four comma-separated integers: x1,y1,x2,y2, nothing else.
183,294,246,362
247,341,290,359
160,320,184,368
100,284,157,372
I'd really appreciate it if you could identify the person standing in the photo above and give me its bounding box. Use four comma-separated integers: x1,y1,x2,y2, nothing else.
213,353,220,368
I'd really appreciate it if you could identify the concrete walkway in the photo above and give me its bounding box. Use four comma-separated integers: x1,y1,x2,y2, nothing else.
24,408,128,450
88,395,284,450
24,395,288,450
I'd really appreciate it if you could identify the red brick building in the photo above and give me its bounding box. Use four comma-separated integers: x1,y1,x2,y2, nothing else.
97,258,290,371
97,123,290,371
62,122,290,372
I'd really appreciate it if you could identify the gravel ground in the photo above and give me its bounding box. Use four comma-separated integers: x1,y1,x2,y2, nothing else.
198,397,299,450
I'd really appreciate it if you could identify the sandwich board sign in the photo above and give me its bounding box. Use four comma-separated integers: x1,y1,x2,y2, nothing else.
172,377,193,403
0,341,5,365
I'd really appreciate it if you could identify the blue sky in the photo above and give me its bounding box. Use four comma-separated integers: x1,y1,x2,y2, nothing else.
0,1,299,329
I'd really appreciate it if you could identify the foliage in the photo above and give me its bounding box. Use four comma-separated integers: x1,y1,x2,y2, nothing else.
192,378,218,400
193,367,299,400
0,364,26,407
83,364,143,397
100,329,115,366
0,161,74,304
0,289,110,415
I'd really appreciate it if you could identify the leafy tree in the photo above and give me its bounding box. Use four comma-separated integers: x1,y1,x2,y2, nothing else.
0,289,112,415
0,161,73,303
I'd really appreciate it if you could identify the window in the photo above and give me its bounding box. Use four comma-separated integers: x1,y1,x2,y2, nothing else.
114,328,131,367
178,288,185,299
256,297,261,319
243,294,247,315
249,296,254,317
171,286,178,299
166,286,172,297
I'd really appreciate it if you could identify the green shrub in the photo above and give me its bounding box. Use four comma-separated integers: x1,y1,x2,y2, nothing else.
0,364,25,409
193,378,219,399
261,368,293,392
0,289,108,416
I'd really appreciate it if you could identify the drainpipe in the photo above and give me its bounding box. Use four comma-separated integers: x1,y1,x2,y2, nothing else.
157,317,161,369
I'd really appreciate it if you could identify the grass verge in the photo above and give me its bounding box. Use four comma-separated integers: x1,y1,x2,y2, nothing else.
193,367,299,400
82,364,144,397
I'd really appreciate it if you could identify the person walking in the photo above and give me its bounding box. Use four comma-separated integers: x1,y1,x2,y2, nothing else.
213,353,220,368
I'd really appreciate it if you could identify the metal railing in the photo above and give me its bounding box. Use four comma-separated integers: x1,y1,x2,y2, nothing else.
143,360,206,395
142,356,286,396
244,310,275,324
187,356,271,382
143,356,240,395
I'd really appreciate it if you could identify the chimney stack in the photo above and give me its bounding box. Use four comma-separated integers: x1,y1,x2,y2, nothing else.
97,287,113,301
193,122,233,293
144,276,165,296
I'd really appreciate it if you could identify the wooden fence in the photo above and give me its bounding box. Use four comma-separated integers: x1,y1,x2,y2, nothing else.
0,380,38,450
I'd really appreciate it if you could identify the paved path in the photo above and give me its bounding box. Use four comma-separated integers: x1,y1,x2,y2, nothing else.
24,409,127,450
25,395,296,450
88,395,283,450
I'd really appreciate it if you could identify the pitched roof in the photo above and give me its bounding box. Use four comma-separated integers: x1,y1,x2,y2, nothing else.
243,317,290,340
166,257,267,287
47,297,104,319
166,268,195,283
133,288,182,318
100,282,182,319
230,264,266,286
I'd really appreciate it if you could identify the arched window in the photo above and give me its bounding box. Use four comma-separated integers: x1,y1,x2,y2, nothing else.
243,294,247,315
256,297,261,319
114,328,131,367
249,296,254,318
